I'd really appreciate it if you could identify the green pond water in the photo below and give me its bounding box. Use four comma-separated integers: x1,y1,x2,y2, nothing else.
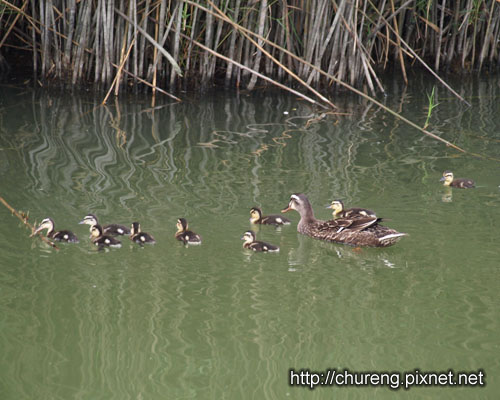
0,74,499,399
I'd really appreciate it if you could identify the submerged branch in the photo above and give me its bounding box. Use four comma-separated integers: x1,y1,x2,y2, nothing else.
0,196,59,250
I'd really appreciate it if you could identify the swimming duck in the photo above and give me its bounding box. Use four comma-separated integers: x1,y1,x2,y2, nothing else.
241,230,279,252
327,200,377,219
130,222,156,245
249,207,291,226
281,193,406,247
440,171,475,188
175,218,202,245
33,218,79,243
90,224,122,248
79,214,130,236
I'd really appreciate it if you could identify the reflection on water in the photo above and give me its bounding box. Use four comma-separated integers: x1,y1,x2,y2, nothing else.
1,75,500,399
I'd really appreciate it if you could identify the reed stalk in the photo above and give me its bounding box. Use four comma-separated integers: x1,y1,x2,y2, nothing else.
2,0,499,151
2,0,497,90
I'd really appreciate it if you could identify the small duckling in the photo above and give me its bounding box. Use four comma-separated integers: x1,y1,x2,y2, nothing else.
440,171,475,188
327,200,377,219
79,214,130,236
241,230,279,252
33,218,79,243
249,207,291,226
90,224,122,248
130,222,156,245
175,218,202,245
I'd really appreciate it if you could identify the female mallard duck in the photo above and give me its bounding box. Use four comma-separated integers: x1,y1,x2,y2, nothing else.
249,207,291,226
79,214,130,236
327,200,376,219
241,230,279,252
33,218,79,243
175,218,202,245
440,171,475,188
281,193,406,247
130,222,156,245
90,224,122,248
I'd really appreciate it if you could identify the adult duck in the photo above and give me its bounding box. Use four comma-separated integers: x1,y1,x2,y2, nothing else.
282,193,405,247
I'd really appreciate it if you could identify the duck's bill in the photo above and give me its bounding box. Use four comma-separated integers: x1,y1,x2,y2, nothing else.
439,177,445,182
281,206,292,213
31,226,43,236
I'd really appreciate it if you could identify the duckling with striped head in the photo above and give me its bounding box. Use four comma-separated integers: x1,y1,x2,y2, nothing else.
33,218,79,243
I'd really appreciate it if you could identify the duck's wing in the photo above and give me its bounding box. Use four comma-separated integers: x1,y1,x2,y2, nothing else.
319,216,378,233
343,207,377,218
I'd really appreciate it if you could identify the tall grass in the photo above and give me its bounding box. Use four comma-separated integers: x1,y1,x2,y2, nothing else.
0,0,498,96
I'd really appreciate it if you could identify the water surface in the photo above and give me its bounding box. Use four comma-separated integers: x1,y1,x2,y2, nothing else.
1,74,499,399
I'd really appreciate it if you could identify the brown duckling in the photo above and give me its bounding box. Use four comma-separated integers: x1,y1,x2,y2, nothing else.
282,193,405,247
90,224,121,248
33,218,79,243
249,207,291,226
241,230,279,252
327,200,377,219
130,222,156,245
79,213,130,236
440,171,475,188
175,218,201,245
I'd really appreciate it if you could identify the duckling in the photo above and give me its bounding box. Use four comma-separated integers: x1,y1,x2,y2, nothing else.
175,218,202,245
130,222,156,245
33,218,79,243
282,193,406,247
440,171,475,188
249,207,291,226
241,230,279,252
327,200,377,219
79,214,130,236
90,224,122,248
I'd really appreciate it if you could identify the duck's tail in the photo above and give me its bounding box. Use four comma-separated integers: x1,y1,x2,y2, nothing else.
379,232,407,247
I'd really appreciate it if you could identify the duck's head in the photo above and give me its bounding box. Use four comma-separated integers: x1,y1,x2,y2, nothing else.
90,224,104,239
33,217,54,234
130,222,141,235
281,193,312,215
176,218,188,233
249,207,262,223
327,200,344,216
241,230,256,244
79,213,98,226
440,171,454,186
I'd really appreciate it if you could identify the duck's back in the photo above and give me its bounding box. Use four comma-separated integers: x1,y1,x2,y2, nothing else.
451,178,475,189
